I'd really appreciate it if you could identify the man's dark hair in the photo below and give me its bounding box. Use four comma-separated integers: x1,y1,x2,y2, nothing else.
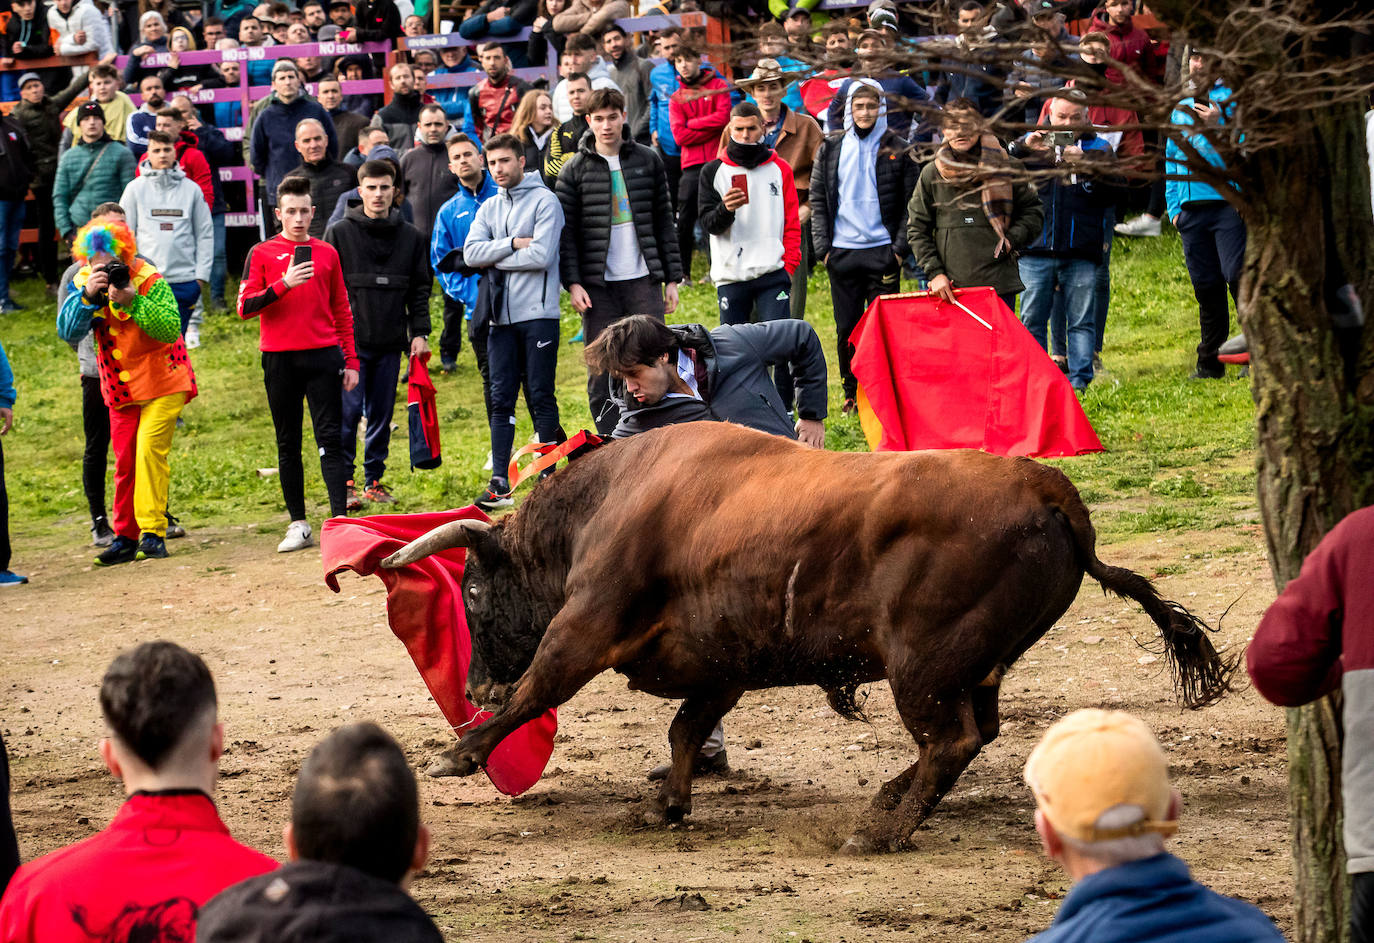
240,13,260,25
958,0,984,11
675,42,699,60
277,174,314,202
446,131,476,152
758,21,785,39
584,315,677,373
291,723,418,884
564,70,591,88
146,129,176,146
205,14,224,25
485,132,523,160
301,0,321,9
730,100,762,120
564,31,596,54
92,201,125,217
821,19,849,37
600,22,626,39
657,24,682,40
89,63,118,81
419,102,447,120
942,96,981,123
156,106,183,121
99,642,217,770
585,87,625,114
358,158,397,183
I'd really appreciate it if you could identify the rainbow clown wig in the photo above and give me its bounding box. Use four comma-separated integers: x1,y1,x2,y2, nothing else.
72,219,139,266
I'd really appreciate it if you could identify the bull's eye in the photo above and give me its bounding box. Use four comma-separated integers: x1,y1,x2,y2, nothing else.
469,587,480,598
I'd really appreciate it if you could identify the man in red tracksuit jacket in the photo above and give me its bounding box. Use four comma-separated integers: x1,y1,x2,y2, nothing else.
667,44,730,282
238,175,359,554
0,641,276,943
1247,504,1374,943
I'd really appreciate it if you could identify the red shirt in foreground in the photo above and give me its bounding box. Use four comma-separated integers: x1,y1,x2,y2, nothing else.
237,234,359,370
0,791,276,943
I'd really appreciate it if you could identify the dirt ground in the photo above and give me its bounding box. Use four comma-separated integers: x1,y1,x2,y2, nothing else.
3,518,1292,942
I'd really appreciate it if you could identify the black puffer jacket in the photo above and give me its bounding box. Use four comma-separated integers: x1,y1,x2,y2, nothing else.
555,130,682,288
322,205,432,351
399,139,459,242
283,157,358,239
610,321,828,439
809,128,919,260
197,860,444,943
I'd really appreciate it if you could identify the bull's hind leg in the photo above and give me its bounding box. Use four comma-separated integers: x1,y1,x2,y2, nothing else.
843,689,984,854
656,688,744,823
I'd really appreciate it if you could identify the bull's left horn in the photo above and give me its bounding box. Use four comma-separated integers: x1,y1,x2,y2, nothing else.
381,519,492,569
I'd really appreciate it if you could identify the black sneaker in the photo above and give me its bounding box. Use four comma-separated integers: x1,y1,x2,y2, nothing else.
474,478,513,512
91,515,115,547
345,480,363,511
95,536,138,566
136,534,168,560
165,513,186,539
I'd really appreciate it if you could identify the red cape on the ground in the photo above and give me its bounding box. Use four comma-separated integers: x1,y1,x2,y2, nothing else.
321,508,557,796
851,288,1104,457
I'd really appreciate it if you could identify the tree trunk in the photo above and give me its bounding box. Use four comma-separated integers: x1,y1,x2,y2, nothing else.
1237,98,1374,943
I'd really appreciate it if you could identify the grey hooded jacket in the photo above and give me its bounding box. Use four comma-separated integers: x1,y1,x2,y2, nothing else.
463,170,564,324
119,161,214,284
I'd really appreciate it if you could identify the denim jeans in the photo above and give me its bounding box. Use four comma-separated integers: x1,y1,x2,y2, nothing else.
488,318,562,476
0,200,24,304
1049,209,1113,358
341,345,401,485
168,280,201,335
210,212,227,306
1019,255,1096,389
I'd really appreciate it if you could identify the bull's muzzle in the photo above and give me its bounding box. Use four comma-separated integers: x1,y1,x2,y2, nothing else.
465,678,513,712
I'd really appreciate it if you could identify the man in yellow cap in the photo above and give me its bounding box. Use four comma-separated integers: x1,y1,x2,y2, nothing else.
1022,708,1283,942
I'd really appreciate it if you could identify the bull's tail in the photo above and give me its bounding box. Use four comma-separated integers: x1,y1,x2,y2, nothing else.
1046,477,1236,709
825,682,870,723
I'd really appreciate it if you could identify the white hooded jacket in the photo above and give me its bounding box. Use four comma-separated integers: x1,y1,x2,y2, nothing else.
119,161,214,284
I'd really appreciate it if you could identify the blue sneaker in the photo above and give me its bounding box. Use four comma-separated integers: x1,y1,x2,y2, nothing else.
569,329,583,344
95,535,138,566
0,299,23,313
0,570,28,586
135,534,168,560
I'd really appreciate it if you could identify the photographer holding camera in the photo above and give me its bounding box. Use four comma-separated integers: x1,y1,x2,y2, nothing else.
57,218,197,566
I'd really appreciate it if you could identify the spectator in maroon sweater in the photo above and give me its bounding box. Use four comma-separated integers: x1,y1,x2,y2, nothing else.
1247,505,1374,943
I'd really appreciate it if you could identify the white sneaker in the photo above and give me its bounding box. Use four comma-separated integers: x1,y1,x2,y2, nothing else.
277,520,312,553
482,450,493,472
185,326,200,349
1114,214,1162,237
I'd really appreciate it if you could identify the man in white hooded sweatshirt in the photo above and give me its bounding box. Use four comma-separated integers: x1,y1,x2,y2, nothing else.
120,130,214,337
809,80,918,414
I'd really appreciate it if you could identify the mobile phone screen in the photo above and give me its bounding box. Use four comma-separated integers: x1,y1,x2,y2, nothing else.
293,244,312,267
731,173,749,202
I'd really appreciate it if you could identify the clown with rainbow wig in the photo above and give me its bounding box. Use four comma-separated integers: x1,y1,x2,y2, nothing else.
57,219,197,566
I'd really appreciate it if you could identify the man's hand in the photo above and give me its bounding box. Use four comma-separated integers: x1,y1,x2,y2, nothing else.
1171,213,1180,228
512,235,533,250
664,281,679,314
650,130,658,147
282,259,314,287
798,202,811,226
409,335,430,357
83,267,110,303
928,273,957,304
1011,81,1033,100
132,43,152,56
532,14,549,29
98,51,117,65
487,5,509,20
342,368,359,391
73,29,87,44
569,283,592,312
1026,130,1050,150
1192,102,1220,123
167,51,181,68
1061,144,1084,160
11,42,23,54
0,56,14,67
0,407,12,436
721,187,747,211
796,418,824,449
109,283,136,307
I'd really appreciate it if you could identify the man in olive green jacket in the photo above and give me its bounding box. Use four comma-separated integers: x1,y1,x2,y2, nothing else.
906,100,1043,311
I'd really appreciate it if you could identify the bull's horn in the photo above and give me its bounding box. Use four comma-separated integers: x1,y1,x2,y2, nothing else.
381,519,492,569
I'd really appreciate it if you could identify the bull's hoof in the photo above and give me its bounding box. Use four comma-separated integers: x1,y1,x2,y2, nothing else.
425,750,479,778
839,833,878,856
663,802,690,824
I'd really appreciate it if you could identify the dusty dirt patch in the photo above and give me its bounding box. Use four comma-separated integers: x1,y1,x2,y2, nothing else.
2,521,1291,941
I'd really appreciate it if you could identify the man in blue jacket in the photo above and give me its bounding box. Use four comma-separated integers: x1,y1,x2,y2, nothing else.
647,26,684,213
250,61,338,234
1008,93,1118,393
1023,709,1284,943
1165,53,1242,380
431,133,498,376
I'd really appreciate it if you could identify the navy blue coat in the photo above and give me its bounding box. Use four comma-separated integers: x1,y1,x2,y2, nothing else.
249,95,338,207
1009,132,1118,264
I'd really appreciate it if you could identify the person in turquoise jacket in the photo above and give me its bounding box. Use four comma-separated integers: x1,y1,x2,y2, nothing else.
0,338,23,586
53,103,137,241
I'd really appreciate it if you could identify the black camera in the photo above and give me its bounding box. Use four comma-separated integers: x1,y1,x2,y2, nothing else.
91,260,131,306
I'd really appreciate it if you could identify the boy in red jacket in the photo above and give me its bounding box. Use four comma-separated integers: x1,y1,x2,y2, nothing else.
0,641,276,943
238,175,359,553
667,44,730,281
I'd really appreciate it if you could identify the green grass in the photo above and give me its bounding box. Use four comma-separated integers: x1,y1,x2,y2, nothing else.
0,228,1257,555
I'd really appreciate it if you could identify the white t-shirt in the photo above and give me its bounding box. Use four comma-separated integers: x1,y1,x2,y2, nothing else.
603,153,650,282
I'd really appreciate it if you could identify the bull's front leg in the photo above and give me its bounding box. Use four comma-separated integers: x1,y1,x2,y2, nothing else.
428,609,612,778
655,688,744,823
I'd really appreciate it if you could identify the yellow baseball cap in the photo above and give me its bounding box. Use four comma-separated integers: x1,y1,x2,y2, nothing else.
1023,708,1178,843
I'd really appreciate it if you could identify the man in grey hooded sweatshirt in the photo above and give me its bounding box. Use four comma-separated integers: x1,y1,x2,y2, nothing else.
119,129,214,335
463,132,566,511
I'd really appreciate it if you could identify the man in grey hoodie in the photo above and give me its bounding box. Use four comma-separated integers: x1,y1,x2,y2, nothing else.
120,131,214,336
463,132,565,511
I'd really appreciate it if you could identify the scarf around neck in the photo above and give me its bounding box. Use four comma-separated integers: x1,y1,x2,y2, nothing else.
935,132,1014,258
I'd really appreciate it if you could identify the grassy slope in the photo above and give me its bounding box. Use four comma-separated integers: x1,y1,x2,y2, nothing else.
0,228,1255,557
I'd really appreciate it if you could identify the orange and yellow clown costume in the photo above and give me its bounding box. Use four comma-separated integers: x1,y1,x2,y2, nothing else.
57,220,197,545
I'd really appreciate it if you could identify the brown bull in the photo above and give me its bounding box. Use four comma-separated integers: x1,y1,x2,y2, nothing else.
384,421,1232,853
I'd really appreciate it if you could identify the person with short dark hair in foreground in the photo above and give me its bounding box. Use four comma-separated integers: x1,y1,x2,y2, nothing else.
0,642,275,943
197,722,442,943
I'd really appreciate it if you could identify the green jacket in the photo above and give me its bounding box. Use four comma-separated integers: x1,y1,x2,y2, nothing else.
53,135,137,239
905,159,1044,297
11,73,85,185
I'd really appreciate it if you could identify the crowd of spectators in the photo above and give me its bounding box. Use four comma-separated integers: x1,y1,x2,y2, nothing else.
0,0,1260,559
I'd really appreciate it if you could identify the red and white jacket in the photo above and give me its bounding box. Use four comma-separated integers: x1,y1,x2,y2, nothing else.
1248,505,1374,873
698,144,801,285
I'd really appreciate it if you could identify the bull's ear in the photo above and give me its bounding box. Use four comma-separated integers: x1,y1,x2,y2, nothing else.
461,519,505,562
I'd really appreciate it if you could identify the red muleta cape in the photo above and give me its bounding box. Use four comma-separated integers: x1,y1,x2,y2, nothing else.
321,508,557,796
851,287,1104,458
